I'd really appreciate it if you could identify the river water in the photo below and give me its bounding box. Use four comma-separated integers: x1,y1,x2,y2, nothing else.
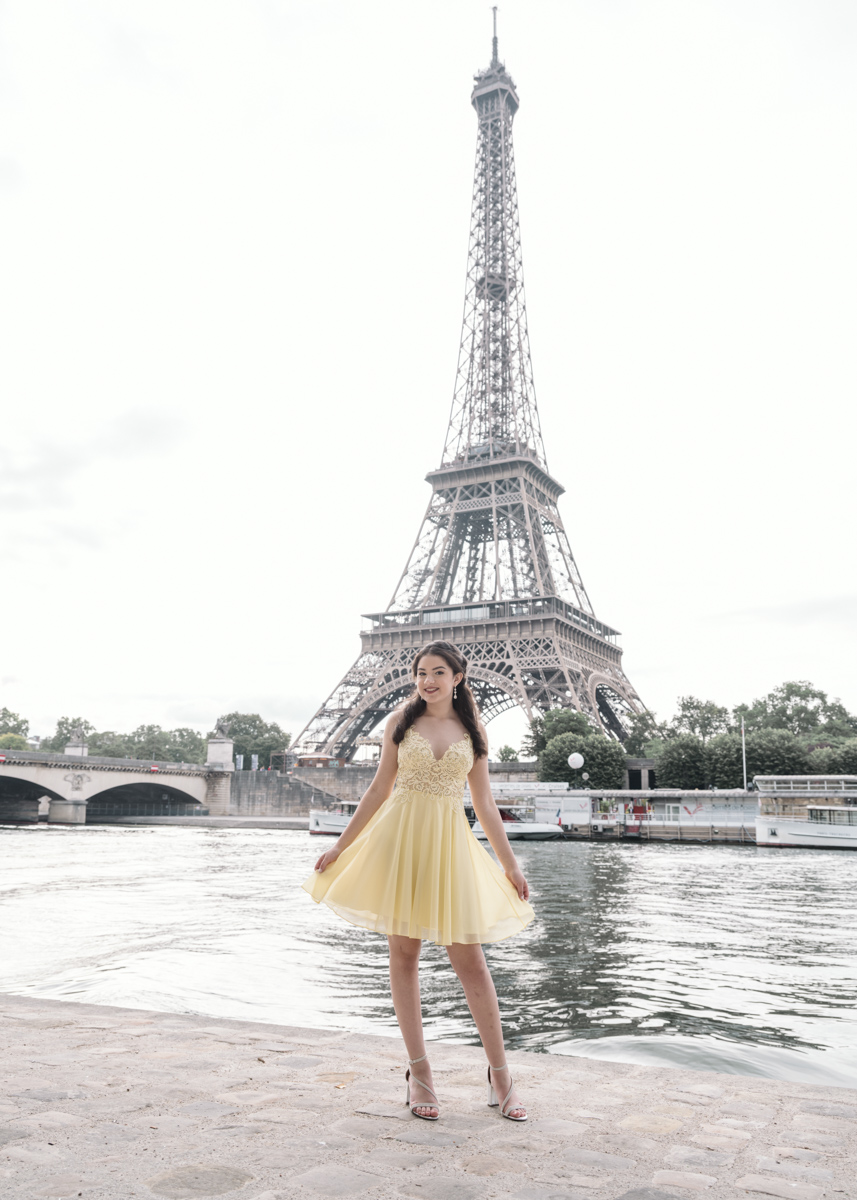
1,826,856,1087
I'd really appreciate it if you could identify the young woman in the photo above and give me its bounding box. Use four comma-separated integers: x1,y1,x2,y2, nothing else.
302,640,534,1122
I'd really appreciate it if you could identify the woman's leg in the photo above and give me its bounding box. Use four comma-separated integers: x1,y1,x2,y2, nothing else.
388,934,437,1117
445,942,525,1118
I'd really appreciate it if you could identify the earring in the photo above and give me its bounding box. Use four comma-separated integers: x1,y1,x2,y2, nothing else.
453,685,458,700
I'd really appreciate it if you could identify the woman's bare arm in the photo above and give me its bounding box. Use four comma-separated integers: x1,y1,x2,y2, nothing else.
467,739,530,901
313,717,400,871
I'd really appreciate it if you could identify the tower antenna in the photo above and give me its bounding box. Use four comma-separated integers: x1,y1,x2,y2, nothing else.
491,7,499,66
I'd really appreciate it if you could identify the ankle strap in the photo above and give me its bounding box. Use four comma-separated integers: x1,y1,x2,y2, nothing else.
489,1062,508,1071
408,1052,428,1065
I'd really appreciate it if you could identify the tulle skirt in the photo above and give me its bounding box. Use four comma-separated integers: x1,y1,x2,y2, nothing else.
301,790,535,945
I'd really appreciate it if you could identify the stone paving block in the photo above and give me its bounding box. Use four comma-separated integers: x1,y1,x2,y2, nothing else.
755,1156,834,1182
792,1112,853,1133
672,1084,724,1099
9,1087,88,1101
461,1153,526,1175
563,1147,635,1170
386,1125,469,1146
214,1089,284,1105
329,1116,392,1139
665,1144,735,1168
528,1118,592,1136
398,1179,484,1200
783,1131,843,1150
701,1122,751,1140
0,1126,28,1146
289,1164,382,1196
33,1172,96,1197
11,1108,86,1129
619,1113,683,1135
613,1191,678,1200
597,1132,658,1154
799,1100,857,1118
769,1147,821,1162
146,1163,255,1197
652,1169,716,1190
734,1175,825,1199
692,1132,751,1150
722,1101,778,1121
179,1101,239,1117
275,1056,324,1069
3,1140,67,1164
355,1104,411,1121
361,1150,431,1170
663,1090,714,1106
564,1175,610,1189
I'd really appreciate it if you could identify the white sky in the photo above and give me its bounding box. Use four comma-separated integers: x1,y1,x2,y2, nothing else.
1,0,855,754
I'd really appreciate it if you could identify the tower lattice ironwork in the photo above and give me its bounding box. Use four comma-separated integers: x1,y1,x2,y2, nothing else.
292,27,643,759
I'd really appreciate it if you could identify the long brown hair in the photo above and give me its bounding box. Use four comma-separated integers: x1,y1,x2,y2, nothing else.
392,641,487,758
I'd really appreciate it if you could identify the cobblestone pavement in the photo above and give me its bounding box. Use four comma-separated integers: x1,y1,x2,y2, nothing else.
0,994,854,1200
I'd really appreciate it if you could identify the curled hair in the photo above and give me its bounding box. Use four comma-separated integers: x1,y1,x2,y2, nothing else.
392,640,487,758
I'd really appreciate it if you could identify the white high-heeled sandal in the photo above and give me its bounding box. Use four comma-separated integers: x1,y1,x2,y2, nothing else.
405,1052,439,1120
487,1062,527,1121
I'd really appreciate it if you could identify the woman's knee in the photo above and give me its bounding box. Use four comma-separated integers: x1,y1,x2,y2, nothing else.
388,935,422,968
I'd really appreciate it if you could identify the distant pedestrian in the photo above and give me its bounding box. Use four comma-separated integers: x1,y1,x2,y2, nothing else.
303,641,532,1122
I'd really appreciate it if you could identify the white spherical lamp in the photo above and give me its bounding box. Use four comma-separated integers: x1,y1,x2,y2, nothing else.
567,752,584,770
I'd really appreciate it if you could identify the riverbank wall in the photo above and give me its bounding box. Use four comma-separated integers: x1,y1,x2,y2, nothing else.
0,991,853,1199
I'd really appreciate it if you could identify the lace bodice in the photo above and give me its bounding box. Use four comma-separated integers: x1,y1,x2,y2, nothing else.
393,726,474,813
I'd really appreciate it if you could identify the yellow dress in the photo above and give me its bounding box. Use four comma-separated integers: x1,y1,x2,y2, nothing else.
302,727,535,945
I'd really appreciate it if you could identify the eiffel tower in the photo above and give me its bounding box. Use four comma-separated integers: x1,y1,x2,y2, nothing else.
292,21,643,759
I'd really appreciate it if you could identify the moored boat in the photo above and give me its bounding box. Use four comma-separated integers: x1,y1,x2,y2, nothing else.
755,805,857,849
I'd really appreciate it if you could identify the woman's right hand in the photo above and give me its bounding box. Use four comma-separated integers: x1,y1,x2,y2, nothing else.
314,844,342,872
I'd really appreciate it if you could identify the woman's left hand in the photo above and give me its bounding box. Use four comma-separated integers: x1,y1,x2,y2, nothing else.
506,866,529,901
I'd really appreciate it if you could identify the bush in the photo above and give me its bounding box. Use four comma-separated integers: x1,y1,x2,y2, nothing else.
704,733,745,788
654,734,707,789
745,729,807,778
0,733,29,750
497,745,518,762
539,732,626,789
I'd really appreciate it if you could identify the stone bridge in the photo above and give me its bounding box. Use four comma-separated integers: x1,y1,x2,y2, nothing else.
0,735,234,824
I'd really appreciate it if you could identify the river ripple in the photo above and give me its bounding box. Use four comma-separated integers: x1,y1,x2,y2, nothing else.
1,826,855,1085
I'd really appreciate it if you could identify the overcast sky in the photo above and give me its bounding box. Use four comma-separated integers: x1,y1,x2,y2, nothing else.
1,0,855,754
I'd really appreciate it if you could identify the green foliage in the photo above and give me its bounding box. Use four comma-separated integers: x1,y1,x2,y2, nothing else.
214,712,290,769
623,711,666,757
522,709,592,757
0,732,29,750
830,739,857,773
654,734,707,789
806,746,839,775
497,745,519,762
745,729,807,778
734,681,857,738
704,733,745,788
0,708,28,737
539,733,626,789
671,696,730,744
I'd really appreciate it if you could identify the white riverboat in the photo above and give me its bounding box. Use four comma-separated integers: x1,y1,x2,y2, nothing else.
309,800,358,835
754,775,857,850
310,796,565,840
755,806,857,849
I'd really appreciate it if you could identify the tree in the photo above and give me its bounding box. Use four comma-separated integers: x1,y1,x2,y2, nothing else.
213,713,290,769
497,745,519,762
0,708,28,737
539,733,626,789
830,739,857,774
41,717,96,752
654,734,707,789
734,681,857,738
0,733,29,750
670,696,729,744
88,731,133,759
521,709,592,757
623,710,666,756
745,729,806,778
704,733,745,789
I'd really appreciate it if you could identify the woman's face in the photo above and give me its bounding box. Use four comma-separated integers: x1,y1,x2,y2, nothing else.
415,654,463,707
